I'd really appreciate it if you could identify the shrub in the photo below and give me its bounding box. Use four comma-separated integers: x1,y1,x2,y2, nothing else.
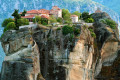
91,32,96,38
81,12,90,20
4,22,16,32
17,18,29,26
41,18,48,25
38,21,41,24
74,28,80,36
57,17,63,23
85,18,94,23
62,25,73,35
88,28,96,38
69,34,74,41
105,19,116,29
57,27,61,30
64,20,72,24
49,16,57,23
100,19,116,29
42,21,48,25
35,16,41,23
2,18,14,27
72,25,80,36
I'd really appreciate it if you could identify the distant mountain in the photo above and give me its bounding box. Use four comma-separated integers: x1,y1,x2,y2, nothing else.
0,0,119,23
93,0,120,15
0,0,119,71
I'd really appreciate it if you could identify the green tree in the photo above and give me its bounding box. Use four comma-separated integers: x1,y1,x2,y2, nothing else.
81,12,90,20
85,18,94,23
41,18,48,25
17,18,29,26
57,17,63,24
4,22,16,32
35,16,41,22
72,11,81,18
2,18,14,27
62,25,73,35
49,16,57,23
21,10,27,16
105,19,116,29
12,9,21,29
62,9,71,22
33,16,41,23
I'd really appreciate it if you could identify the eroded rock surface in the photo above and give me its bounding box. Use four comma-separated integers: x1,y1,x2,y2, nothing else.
0,28,40,80
0,12,119,80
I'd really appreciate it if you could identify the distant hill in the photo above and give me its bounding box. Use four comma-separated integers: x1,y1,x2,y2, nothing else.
93,0,120,15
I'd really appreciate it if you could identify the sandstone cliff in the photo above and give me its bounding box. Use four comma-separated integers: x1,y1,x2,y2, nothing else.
0,12,119,80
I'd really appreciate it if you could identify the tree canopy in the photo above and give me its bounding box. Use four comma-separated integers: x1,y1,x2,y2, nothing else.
12,9,21,29
4,22,16,32
81,12,90,20
12,9,21,19
72,11,81,18
57,17,63,24
33,16,41,23
2,18,14,27
62,25,73,35
21,10,27,16
85,18,94,23
49,16,57,23
17,18,29,26
101,19,116,29
62,9,71,22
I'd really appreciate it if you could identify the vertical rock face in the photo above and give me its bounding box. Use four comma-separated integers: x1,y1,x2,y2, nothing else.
32,25,94,80
0,28,40,80
0,12,119,80
92,12,119,80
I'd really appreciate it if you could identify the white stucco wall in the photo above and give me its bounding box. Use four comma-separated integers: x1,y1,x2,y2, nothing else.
71,17,78,23
25,13,38,16
58,10,62,18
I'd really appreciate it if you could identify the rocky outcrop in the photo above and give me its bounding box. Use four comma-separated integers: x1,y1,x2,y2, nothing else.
0,28,40,80
0,12,119,80
92,12,119,80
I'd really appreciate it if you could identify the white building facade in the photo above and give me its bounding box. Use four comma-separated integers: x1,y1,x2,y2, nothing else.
71,15,78,23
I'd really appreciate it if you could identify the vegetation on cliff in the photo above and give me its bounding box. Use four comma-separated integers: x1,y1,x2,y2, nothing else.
88,28,96,38
62,25,80,38
2,18,14,27
81,12,94,23
17,18,29,26
100,18,116,29
62,25,73,35
21,9,27,16
4,22,16,32
62,9,72,24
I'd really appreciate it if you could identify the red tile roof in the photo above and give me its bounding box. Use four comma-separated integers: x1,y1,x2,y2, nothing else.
21,15,35,18
41,15,49,19
39,9,50,14
26,10,39,14
25,9,50,14
71,15,78,17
